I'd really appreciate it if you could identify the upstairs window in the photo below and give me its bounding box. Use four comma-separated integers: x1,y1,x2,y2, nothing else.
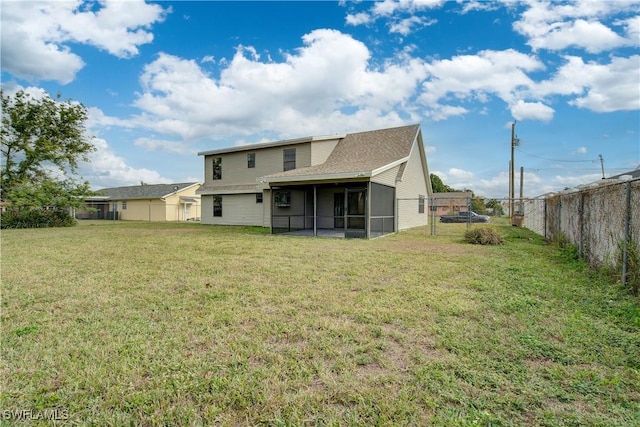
247,153,255,168
283,148,296,171
212,157,222,180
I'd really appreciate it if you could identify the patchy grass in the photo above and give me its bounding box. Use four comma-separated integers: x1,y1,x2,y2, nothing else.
1,221,638,426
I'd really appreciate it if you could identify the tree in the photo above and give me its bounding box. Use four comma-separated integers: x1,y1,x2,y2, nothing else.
1,90,95,209
485,199,505,216
471,197,488,214
430,173,457,193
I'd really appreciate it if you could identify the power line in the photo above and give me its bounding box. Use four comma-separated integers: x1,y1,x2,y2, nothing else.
515,147,598,163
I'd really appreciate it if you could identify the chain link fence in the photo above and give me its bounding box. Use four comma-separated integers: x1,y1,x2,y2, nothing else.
524,178,639,288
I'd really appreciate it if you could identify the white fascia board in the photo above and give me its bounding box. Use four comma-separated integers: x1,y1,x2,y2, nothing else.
262,171,371,185
370,157,409,176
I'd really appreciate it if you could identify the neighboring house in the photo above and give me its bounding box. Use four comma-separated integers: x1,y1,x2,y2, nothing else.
607,166,640,180
431,192,472,216
79,183,201,221
196,124,432,238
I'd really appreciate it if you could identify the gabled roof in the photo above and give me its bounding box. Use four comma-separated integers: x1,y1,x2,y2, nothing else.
263,124,420,183
608,167,640,180
93,182,199,200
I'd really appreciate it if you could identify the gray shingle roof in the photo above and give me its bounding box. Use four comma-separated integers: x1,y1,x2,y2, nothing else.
264,124,420,179
95,183,198,200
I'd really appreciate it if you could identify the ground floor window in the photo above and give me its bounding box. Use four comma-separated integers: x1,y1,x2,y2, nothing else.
274,191,290,208
418,195,425,213
213,196,222,217
256,193,263,203
122,201,127,210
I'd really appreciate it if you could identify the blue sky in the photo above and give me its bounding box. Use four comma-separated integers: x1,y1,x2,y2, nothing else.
1,0,639,198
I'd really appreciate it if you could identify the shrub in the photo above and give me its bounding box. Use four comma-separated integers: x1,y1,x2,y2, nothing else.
1,209,76,229
464,226,504,245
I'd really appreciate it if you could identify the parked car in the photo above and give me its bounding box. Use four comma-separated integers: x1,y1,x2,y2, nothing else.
440,211,490,223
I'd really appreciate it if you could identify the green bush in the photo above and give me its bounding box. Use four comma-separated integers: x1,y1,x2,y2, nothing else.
464,226,504,245
1,209,76,229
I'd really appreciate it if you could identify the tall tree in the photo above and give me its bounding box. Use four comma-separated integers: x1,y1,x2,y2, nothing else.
430,173,457,193
1,90,95,209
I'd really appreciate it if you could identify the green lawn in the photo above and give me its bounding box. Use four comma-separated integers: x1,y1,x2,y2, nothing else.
1,221,638,426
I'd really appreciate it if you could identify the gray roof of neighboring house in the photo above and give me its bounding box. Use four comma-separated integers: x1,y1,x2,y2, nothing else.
264,124,420,180
608,167,640,180
93,183,199,200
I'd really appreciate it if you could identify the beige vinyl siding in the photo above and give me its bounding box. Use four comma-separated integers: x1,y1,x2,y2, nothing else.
310,138,340,166
396,142,429,231
162,187,201,221
371,165,401,187
262,189,271,227
201,194,264,226
118,199,166,221
203,143,313,187
316,188,344,229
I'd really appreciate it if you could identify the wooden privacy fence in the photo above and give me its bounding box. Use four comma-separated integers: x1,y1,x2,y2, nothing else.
524,178,639,287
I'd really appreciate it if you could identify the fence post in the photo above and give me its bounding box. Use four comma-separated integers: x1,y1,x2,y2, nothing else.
557,196,562,242
579,193,584,258
622,182,632,285
544,198,547,240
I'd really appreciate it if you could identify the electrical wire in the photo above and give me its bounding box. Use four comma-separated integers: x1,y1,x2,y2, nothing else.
515,147,599,163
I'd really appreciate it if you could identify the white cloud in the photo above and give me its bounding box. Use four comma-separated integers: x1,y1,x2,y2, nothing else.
80,137,172,188
346,12,372,26
511,100,555,122
346,0,444,35
449,168,474,179
130,30,428,140
420,49,545,117
134,137,192,154
0,0,168,83
426,104,469,121
513,0,640,53
535,55,640,112
389,16,437,36
574,147,588,155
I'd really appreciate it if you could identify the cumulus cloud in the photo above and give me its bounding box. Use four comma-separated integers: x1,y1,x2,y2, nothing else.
513,0,640,53
419,49,545,117
511,100,555,122
0,0,168,83
130,29,428,140
535,55,640,112
80,137,172,188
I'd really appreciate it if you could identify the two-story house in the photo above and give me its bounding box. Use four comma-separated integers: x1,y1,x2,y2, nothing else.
196,124,432,238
